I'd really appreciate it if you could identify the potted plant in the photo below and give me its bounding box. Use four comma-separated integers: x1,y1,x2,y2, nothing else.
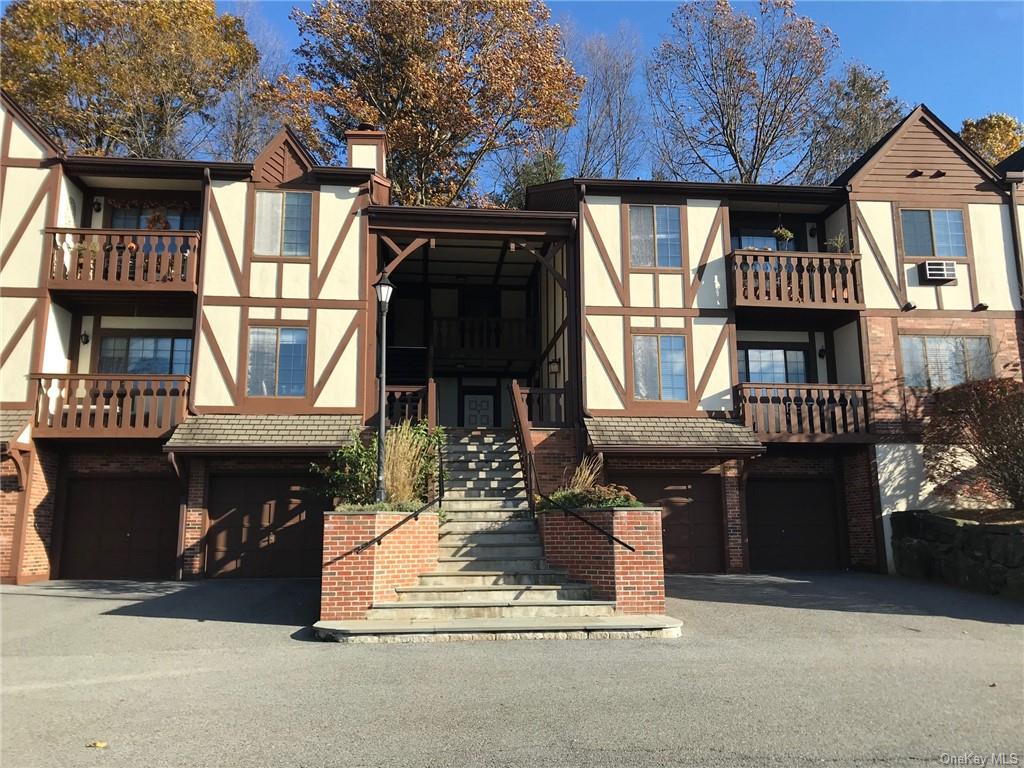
824,231,848,253
772,225,794,245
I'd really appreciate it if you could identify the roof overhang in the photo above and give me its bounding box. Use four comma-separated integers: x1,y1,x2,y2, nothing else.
529,178,847,207
64,155,252,181
591,443,764,458
366,205,577,240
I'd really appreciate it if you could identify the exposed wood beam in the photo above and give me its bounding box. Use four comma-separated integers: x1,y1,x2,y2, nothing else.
492,240,510,286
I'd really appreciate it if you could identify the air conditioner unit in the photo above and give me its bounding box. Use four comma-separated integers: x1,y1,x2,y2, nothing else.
919,260,957,283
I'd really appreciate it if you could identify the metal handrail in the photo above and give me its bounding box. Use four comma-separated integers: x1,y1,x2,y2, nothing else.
507,381,634,552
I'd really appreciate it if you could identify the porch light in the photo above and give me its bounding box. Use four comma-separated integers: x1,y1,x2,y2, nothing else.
374,272,394,503
902,301,917,312
547,358,562,375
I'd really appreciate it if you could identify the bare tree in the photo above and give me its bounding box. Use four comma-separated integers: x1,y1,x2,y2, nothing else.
647,0,837,183
566,25,646,179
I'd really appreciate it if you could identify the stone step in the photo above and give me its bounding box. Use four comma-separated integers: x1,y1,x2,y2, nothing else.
314,615,684,643
445,477,524,488
440,497,530,511
365,600,617,621
394,584,593,603
439,531,540,547
417,570,570,586
443,488,527,500
439,544,544,559
445,444,519,456
446,469,524,481
439,520,536,534
440,509,526,522
437,557,548,572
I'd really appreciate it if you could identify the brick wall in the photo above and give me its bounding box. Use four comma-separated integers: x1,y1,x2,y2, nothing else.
538,507,666,615
842,447,882,570
0,456,21,582
531,428,578,494
65,452,172,475
320,509,439,621
18,444,58,581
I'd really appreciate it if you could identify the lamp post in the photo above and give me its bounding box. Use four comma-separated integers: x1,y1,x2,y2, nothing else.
374,272,395,503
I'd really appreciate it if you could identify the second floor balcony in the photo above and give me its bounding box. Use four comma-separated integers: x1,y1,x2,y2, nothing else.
46,228,200,295
736,382,874,443
728,250,864,311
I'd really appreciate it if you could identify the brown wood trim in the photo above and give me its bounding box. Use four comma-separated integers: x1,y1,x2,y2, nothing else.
0,114,11,204
515,241,569,292
8,449,34,582
242,183,255,295
687,205,724,300
854,204,903,304
201,296,366,309
207,190,245,295
378,235,429,278
959,202,981,307
0,175,49,271
200,313,237,403
584,317,627,403
582,202,625,305
0,302,37,366
862,308,1021,319
693,322,730,404
315,192,366,296
536,316,568,372
889,202,908,301
585,305,730,318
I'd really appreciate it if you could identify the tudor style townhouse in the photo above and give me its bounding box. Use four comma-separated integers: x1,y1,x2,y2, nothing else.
1,88,1021,588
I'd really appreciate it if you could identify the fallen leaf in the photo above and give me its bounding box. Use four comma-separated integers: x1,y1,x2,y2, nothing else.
86,741,108,749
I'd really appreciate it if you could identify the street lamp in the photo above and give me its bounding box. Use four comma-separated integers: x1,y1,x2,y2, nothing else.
374,272,395,503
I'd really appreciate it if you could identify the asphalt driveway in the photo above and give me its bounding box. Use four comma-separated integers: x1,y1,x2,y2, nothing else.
2,573,1021,767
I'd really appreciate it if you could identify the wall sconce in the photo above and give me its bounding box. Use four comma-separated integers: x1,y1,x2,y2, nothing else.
80,332,90,345
547,358,562,375
808,225,817,239
817,348,827,359
92,200,102,213
974,302,989,312
902,301,917,312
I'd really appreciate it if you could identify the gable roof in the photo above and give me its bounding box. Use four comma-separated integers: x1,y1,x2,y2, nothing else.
0,89,63,158
832,104,1002,188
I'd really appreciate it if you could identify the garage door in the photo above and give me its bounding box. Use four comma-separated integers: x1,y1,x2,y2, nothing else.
747,478,840,571
612,474,725,574
61,478,179,579
205,475,326,578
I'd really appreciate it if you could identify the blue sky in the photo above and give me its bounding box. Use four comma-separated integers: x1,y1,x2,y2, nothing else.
245,0,1023,128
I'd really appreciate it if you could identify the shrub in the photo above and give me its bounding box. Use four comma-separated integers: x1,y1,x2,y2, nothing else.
537,483,643,511
563,454,602,491
310,431,377,505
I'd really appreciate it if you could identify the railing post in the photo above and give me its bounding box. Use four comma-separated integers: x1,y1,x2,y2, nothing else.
427,378,437,430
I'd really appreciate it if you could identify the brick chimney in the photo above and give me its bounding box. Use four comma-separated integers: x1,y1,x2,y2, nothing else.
345,123,387,176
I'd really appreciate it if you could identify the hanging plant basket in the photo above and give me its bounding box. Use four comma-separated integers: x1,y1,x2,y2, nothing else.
772,225,794,243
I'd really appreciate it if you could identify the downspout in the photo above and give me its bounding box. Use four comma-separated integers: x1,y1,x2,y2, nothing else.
1005,172,1024,305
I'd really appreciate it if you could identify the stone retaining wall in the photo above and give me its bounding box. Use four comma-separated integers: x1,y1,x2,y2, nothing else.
891,510,1024,599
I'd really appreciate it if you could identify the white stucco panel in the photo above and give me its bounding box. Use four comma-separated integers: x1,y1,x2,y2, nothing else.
193,305,240,407
969,203,1019,311
582,196,623,307
314,309,359,409
687,200,726,309
692,316,732,411
856,201,900,309
317,186,362,301
0,167,48,288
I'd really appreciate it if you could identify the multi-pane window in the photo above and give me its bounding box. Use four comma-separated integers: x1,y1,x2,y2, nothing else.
629,205,682,268
247,327,308,397
633,335,688,400
900,209,967,257
737,348,808,384
900,335,992,389
98,336,192,375
730,233,796,252
110,205,201,230
254,191,312,257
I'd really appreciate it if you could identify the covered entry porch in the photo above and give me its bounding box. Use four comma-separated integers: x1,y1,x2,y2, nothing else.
364,206,580,429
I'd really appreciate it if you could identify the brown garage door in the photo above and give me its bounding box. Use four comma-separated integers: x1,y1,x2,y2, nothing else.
205,475,326,578
747,478,840,571
62,478,179,579
611,473,725,574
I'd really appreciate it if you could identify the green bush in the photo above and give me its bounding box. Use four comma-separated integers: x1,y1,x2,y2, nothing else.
536,483,643,511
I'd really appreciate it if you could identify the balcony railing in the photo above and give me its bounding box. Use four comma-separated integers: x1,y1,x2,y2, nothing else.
384,380,437,428
519,386,567,427
30,373,190,438
736,383,873,442
46,228,199,292
728,250,864,310
433,317,534,360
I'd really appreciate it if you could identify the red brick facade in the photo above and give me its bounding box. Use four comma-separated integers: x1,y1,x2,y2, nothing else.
1,456,22,582
17,444,59,582
538,507,665,614
320,509,439,621
530,427,579,494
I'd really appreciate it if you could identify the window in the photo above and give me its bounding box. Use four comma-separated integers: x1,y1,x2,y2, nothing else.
110,205,200,230
629,206,682,268
633,335,688,400
255,191,312,257
730,233,796,252
900,209,967,257
737,347,808,384
97,336,192,375
900,335,992,389
247,327,308,397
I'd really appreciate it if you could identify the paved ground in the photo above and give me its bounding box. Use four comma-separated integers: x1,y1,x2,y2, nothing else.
2,573,1021,768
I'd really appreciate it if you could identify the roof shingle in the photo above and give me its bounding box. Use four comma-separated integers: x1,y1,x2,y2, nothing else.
585,416,762,456
165,414,363,453
0,409,32,448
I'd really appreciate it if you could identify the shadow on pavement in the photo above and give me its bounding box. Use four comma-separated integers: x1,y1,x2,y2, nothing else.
665,572,1024,625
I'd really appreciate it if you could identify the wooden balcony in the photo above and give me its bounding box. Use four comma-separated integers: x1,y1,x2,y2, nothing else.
519,386,567,427
31,373,190,439
432,317,534,361
384,381,437,428
728,250,864,310
736,383,874,442
46,228,199,294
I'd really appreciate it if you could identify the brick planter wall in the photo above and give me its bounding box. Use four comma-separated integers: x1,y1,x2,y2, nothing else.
538,506,665,615
531,428,578,494
320,509,439,621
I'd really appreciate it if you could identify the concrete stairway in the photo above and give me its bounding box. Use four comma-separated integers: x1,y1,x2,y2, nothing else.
315,429,681,643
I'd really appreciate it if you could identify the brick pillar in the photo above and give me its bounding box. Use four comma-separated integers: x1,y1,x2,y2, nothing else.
183,458,207,578
538,507,666,615
0,456,21,582
722,459,748,573
842,447,883,571
320,509,439,622
11,444,59,583
530,428,579,494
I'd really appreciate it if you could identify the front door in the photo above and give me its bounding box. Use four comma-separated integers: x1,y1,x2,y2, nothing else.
464,394,495,428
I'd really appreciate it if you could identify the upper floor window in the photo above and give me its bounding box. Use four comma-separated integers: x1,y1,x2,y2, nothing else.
110,204,200,231
255,191,312,257
247,327,308,397
630,205,682,268
738,347,808,384
900,335,991,389
730,233,796,252
98,335,192,375
900,209,967,258
633,334,688,400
